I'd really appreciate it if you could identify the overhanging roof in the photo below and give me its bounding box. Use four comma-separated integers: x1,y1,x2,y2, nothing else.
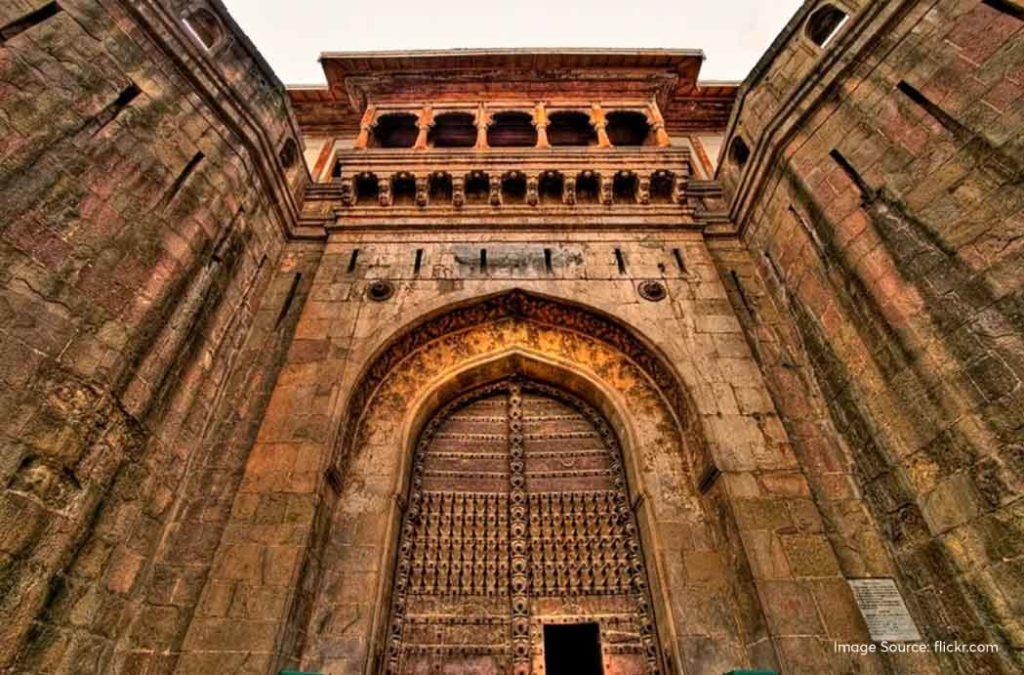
288,49,738,134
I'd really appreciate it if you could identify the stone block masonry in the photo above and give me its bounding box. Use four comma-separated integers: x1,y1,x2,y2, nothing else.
718,0,1024,671
0,0,1021,672
0,0,317,671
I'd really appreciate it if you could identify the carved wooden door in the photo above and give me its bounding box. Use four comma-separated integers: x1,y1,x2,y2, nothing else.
384,379,660,674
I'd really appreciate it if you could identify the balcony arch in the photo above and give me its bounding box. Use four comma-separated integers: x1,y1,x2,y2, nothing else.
538,171,564,205
805,3,848,48
487,111,537,148
355,172,379,204
650,170,675,204
501,171,527,204
428,112,477,148
392,172,416,206
606,111,652,146
429,172,452,203
612,171,638,203
464,171,489,205
547,111,597,146
372,112,419,148
575,171,600,205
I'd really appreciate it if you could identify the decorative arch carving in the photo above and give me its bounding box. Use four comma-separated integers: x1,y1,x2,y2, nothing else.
333,290,698,473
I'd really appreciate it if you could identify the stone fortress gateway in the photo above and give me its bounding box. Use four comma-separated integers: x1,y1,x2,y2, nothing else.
0,0,1022,673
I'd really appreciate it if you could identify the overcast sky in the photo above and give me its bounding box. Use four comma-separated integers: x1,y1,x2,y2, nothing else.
222,0,804,85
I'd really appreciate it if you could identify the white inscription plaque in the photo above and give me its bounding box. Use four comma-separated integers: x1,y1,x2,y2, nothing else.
848,578,922,642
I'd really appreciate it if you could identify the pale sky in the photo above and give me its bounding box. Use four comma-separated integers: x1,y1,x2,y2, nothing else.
222,0,804,85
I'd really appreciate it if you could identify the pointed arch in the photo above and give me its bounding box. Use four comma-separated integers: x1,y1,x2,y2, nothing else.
282,290,770,673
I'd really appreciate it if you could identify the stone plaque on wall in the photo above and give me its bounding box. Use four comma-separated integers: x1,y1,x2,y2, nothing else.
848,578,922,642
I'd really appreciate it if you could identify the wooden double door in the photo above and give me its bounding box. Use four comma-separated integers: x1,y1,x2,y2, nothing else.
383,379,660,674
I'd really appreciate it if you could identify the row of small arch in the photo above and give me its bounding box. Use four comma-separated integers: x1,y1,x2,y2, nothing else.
342,169,683,206
370,110,656,149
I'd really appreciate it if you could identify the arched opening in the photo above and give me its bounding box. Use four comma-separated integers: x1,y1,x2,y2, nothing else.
650,170,675,204
730,136,750,167
429,172,452,203
487,111,537,147
285,290,775,673
538,171,564,205
606,110,652,146
464,171,489,205
547,111,597,146
354,172,378,204
501,171,526,204
575,171,599,205
805,3,848,48
428,112,477,148
371,112,418,148
381,377,662,672
181,7,223,51
613,171,638,203
391,173,416,207
278,138,298,170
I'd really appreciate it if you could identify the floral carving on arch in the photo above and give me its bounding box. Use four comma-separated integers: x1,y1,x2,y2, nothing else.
333,289,700,472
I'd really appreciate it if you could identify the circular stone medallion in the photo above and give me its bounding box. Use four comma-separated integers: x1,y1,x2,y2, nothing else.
367,280,395,302
637,280,667,302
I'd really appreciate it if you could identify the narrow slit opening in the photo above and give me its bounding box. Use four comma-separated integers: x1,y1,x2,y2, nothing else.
0,2,61,44
672,248,686,273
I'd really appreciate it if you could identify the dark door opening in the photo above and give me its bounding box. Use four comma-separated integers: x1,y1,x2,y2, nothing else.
544,623,603,675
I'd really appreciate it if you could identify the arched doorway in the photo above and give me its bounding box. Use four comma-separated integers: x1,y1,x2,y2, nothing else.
383,378,660,674
290,291,767,674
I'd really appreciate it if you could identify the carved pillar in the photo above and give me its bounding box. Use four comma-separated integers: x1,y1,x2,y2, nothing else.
489,174,502,207
414,105,433,150
673,174,687,205
646,100,671,147
534,102,550,149
563,175,576,205
378,176,392,206
415,174,429,207
590,104,611,148
339,177,354,206
675,164,690,205
638,175,651,204
475,105,490,150
355,105,376,149
598,172,613,205
647,100,671,146
452,175,465,208
526,173,539,206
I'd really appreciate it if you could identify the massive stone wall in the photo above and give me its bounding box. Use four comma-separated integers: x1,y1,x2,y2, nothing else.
3,0,1021,671
717,0,1024,670
181,231,927,673
0,0,320,670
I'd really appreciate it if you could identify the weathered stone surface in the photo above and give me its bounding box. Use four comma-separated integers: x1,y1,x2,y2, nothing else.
1,0,1020,672
717,0,1024,671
